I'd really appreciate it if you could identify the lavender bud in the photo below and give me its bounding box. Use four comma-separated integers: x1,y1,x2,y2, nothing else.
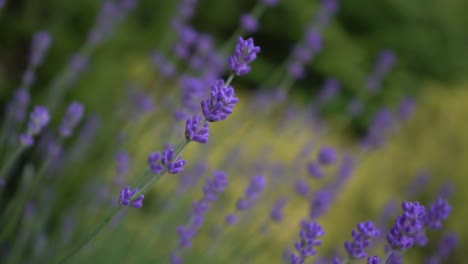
59,101,85,138
317,146,337,165
201,79,238,122
119,186,144,208
240,13,259,33
185,115,209,144
30,31,52,67
228,37,261,76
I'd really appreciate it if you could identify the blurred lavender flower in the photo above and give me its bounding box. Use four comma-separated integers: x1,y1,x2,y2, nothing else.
151,51,176,78
347,99,363,117
309,190,332,219
406,170,430,198
424,198,451,229
270,197,288,223
317,146,337,165
232,175,266,214
225,214,238,225
68,54,89,74
318,79,341,105
396,97,415,121
30,31,52,67
375,50,397,77
307,161,323,179
367,256,381,264
0,0,5,8
291,220,325,263
435,232,458,259
6,89,30,122
228,37,261,76
295,179,310,197
315,0,339,27
174,171,228,261
262,0,279,6
59,101,85,138
344,220,379,259
19,106,51,147
201,79,239,122
240,13,259,33
119,186,144,208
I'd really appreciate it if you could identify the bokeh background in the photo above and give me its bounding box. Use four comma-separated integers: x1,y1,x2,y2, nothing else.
0,0,467,263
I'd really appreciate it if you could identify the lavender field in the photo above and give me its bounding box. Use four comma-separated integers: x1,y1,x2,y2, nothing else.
0,0,466,263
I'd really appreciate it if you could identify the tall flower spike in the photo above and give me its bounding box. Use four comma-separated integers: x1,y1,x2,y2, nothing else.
119,186,144,208
185,115,209,143
59,101,85,138
201,79,238,122
228,37,261,76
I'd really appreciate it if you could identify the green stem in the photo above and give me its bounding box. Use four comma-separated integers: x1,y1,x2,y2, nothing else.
0,157,50,243
380,249,394,264
55,206,121,264
226,74,235,86
0,147,24,181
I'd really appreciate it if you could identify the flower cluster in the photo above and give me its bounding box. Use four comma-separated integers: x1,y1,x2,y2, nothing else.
386,202,426,250
201,79,239,122
228,37,261,76
148,146,187,174
344,220,379,259
291,220,325,263
119,186,144,208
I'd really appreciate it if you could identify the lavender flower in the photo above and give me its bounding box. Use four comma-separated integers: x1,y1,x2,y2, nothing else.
151,51,176,78
175,171,229,258
185,115,209,144
59,101,85,138
6,88,30,122
225,214,238,225
30,31,52,67
228,37,261,76
307,161,323,179
240,13,259,33
291,220,325,263
367,256,381,264
386,202,426,250
309,190,332,219
344,220,379,259
119,186,144,208
270,197,288,222
424,198,451,229
295,179,309,197
201,79,239,122
19,106,51,147
147,146,187,174
0,0,5,8
317,146,337,165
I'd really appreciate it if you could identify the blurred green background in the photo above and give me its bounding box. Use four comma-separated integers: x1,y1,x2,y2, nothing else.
1,0,467,263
